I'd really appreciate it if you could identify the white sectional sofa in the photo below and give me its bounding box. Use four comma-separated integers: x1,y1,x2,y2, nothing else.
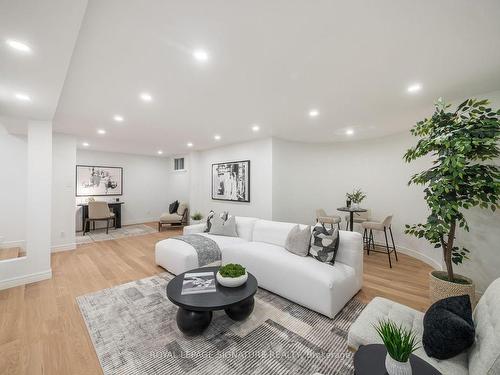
155,216,363,318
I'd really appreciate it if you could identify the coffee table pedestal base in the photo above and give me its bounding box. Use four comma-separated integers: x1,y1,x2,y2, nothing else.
176,308,212,336
225,297,255,321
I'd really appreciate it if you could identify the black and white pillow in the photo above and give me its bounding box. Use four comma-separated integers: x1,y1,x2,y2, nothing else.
204,210,229,232
309,224,340,264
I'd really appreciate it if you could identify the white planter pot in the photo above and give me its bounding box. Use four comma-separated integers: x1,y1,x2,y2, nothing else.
385,353,412,375
190,219,203,225
216,271,248,288
352,203,360,209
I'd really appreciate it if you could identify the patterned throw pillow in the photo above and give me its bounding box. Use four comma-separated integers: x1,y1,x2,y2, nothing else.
309,224,340,264
204,211,229,232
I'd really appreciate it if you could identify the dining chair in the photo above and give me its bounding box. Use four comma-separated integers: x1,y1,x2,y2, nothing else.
84,201,116,235
315,209,341,229
361,215,398,268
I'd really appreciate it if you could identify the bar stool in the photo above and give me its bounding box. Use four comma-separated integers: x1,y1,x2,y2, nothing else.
316,209,341,229
345,209,371,231
361,215,398,268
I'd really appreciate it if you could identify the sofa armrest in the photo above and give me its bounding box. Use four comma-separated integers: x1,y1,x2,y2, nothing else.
336,230,363,287
183,223,206,235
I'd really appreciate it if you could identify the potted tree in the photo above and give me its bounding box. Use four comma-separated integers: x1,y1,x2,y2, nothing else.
404,98,499,304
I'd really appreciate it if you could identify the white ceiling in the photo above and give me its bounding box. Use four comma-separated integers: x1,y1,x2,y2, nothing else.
0,0,87,124
2,1,500,156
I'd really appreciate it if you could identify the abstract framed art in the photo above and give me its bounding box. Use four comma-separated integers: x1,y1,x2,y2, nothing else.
76,165,123,197
211,160,250,202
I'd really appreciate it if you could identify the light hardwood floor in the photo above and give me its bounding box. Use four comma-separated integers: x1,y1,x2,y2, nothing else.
0,224,433,375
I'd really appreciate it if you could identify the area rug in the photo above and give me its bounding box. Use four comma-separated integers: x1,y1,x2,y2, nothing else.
77,273,365,375
76,224,157,244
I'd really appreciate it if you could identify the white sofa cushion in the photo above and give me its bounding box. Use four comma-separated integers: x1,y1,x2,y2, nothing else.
252,219,308,247
348,297,469,375
154,233,247,275
468,277,500,375
222,240,359,318
234,216,259,241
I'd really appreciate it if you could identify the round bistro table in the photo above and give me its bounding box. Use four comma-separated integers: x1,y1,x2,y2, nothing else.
337,206,368,231
166,266,258,336
353,344,441,375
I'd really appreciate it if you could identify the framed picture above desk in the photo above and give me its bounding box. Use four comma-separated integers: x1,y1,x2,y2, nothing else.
76,165,123,197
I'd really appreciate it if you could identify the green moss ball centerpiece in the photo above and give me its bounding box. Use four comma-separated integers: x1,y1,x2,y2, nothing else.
216,264,248,288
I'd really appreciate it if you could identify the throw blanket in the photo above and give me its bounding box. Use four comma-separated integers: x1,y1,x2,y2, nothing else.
172,234,221,267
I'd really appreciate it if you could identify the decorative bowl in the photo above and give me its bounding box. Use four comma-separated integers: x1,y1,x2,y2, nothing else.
216,271,248,288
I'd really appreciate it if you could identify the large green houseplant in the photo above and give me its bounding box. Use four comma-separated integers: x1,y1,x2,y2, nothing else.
404,98,499,300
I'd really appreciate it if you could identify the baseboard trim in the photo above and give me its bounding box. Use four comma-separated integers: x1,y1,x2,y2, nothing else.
0,239,25,249
0,269,52,291
370,241,443,270
51,243,77,253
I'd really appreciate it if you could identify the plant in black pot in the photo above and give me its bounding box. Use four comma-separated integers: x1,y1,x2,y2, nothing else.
216,263,248,288
375,319,419,375
404,98,499,304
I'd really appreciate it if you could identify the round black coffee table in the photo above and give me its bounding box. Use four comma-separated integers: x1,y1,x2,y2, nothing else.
166,266,258,336
353,344,441,374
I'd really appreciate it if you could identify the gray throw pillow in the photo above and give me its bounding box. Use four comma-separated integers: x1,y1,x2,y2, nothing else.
208,215,238,237
285,225,312,256
309,224,340,264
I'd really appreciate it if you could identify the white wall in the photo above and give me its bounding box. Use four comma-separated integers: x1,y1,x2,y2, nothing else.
76,149,172,226
0,124,27,247
52,134,76,251
272,135,441,268
188,138,273,219
0,122,53,289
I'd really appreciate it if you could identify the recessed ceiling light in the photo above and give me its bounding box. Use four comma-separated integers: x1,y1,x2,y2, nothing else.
139,92,153,102
97,129,106,135
14,93,31,102
6,39,31,53
193,49,209,62
251,124,260,132
309,109,319,117
82,142,89,147
113,115,124,122
407,83,422,93
187,142,193,147
157,150,163,155
214,135,221,141
345,129,354,135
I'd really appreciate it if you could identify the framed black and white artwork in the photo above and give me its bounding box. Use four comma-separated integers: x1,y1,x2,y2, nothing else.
76,165,123,197
211,160,250,202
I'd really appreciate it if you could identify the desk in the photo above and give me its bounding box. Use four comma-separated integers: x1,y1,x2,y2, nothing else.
78,202,124,232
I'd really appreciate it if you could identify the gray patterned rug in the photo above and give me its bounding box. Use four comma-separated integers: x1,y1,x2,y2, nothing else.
77,273,365,375
76,224,157,244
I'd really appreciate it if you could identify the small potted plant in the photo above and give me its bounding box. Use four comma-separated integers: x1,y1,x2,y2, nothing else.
190,212,204,225
374,319,419,375
216,263,248,288
346,188,367,209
